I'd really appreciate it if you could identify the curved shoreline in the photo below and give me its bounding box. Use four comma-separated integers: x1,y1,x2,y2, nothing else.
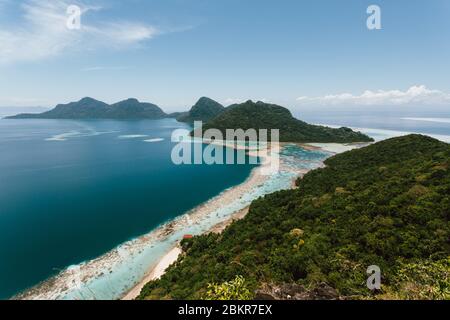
121,142,371,300
121,143,336,300
15,166,267,300
14,144,276,300
121,246,183,300
14,142,332,300
121,205,252,300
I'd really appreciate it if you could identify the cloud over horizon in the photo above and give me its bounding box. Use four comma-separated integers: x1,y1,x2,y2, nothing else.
296,85,450,106
0,0,160,64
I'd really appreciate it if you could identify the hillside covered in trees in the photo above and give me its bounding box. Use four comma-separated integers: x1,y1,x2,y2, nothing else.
6,98,167,120
199,100,373,143
177,97,225,123
138,135,450,300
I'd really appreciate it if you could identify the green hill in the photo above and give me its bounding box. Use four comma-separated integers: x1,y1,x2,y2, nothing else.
167,111,189,119
138,135,450,300
199,100,373,143
108,98,167,119
5,97,167,120
177,97,225,123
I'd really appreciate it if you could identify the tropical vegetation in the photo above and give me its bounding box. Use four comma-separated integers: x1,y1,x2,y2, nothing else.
138,135,450,300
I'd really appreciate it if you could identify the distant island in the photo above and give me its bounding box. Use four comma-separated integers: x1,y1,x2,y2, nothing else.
4,96,224,122
138,134,450,300
5,97,167,120
5,96,372,143
176,97,225,123
198,100,374,143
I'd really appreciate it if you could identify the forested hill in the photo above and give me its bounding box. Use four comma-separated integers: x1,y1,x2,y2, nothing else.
177,97,225,123
139,135,450,300
199,100,373,143
5,97,167,120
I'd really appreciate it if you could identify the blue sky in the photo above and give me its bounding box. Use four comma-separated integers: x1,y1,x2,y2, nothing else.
0,0,449,112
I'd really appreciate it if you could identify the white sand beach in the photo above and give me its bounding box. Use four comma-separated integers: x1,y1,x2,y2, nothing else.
16,142,280,300
122,246,182,300
120,143,277,300
120,141,374,300
119,141,335,300
16,141,346,301
304,142,371,154
121,205,253,300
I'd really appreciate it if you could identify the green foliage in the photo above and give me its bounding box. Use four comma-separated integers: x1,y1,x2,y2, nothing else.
6,97,167,119
203,275,253,300
379,258,450,300
199,100,373,143
177,97,225,123
139,135,450,300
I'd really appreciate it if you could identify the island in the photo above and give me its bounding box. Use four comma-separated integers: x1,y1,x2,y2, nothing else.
138,134,450,300
5,97,167,120
198,100,374,143
4,96,223,123
176,97,225,123
5,96,372,143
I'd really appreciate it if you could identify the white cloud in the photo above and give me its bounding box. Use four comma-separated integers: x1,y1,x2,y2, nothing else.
296,85,450,106
85,22,159,46
0,0,160,64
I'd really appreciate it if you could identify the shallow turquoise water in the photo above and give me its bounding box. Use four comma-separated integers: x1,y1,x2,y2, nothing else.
0,119,259,299
3,112,449,299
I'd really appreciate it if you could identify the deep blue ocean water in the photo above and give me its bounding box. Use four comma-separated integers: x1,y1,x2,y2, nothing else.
1,112,449,299
0,119,258,299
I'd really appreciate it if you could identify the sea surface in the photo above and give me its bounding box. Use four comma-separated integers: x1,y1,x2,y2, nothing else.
1,112,449,300
0,119,261,299
298,112,450,142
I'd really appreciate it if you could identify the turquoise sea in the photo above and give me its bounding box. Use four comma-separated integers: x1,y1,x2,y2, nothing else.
0,119,262,299
1,113,449,300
